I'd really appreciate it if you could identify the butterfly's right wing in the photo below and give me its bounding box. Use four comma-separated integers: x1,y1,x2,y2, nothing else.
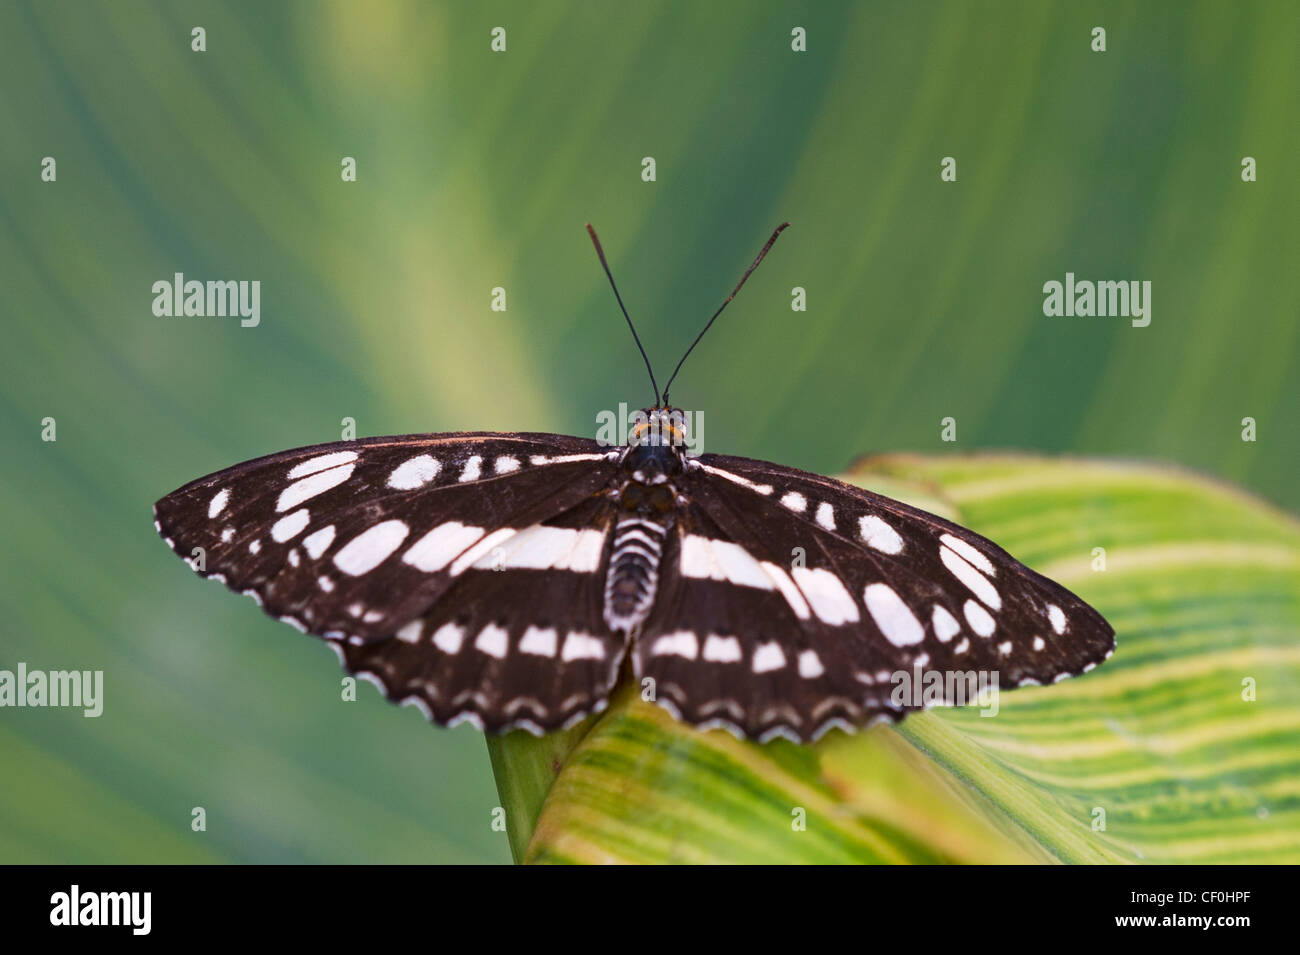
633,452,1114,742
154,432,618,643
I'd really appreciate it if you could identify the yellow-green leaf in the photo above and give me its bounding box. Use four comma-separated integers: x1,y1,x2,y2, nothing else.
487,454,1300,864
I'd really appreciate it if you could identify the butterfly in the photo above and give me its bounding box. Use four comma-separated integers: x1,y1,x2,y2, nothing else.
154,224,1114,743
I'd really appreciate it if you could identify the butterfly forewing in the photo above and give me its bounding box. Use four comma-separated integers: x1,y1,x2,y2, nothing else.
154,433,617,643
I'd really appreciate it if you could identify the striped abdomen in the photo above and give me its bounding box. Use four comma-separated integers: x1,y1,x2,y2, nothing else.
603,516,669,633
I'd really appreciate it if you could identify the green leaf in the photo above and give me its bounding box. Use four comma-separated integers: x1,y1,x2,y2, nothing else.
487,454,1300,864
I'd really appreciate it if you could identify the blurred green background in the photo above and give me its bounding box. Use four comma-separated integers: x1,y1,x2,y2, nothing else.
1,0,1295,863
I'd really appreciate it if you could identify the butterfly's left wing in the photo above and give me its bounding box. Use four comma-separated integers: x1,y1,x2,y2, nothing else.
634,452,1114,742
155,431,636,732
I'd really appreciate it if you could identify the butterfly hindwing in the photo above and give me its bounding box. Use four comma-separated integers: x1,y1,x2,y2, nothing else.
335,495,627,732
636,500,883,741
154,433,617,643
330,493,624,732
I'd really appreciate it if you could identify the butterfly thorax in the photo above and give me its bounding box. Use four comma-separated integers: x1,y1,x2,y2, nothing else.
603,410,688,634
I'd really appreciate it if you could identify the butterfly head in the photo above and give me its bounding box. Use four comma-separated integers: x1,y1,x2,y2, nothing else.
630,407,689,449
621,407,688,485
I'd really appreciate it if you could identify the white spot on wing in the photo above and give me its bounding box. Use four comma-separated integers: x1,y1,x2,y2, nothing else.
679,535,774,591
932,605,960,643
271,508,310,543
698,463,773,495
531,453,605,465
387,454,440,490
288,451,358,479
1048,603,1067,634
815,502,836,530
925,605,956,641
277,463,354,512
563,529,607,572
396,621,422,643
940,545,1002,610
458,455,482,482
864,583,924,646
519,626,557,657
474,623,508,658
332,520,410,576
208,488,230,519
561,632,605,661
432,622,465,654
752,642,786,673
940,533,994,575
702,634,742,663
792,567,860,625
450,527,517,575
303,524,336,559
494,455,520,474
651,631,698,659
473,525,604,572
780,491,806,513
859,515,904,554
963,599,996,637
798,650,825,679
403,522,486,573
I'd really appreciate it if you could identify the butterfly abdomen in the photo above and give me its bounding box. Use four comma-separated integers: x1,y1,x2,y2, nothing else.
603,514,672,634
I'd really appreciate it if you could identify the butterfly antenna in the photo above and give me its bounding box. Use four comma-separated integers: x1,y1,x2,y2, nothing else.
587,223,661,407
662,222,788,405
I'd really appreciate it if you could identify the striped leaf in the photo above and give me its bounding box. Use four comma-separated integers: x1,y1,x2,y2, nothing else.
487,454,1300,863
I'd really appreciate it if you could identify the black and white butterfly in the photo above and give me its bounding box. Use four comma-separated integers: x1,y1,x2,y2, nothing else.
155,224,1114,743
